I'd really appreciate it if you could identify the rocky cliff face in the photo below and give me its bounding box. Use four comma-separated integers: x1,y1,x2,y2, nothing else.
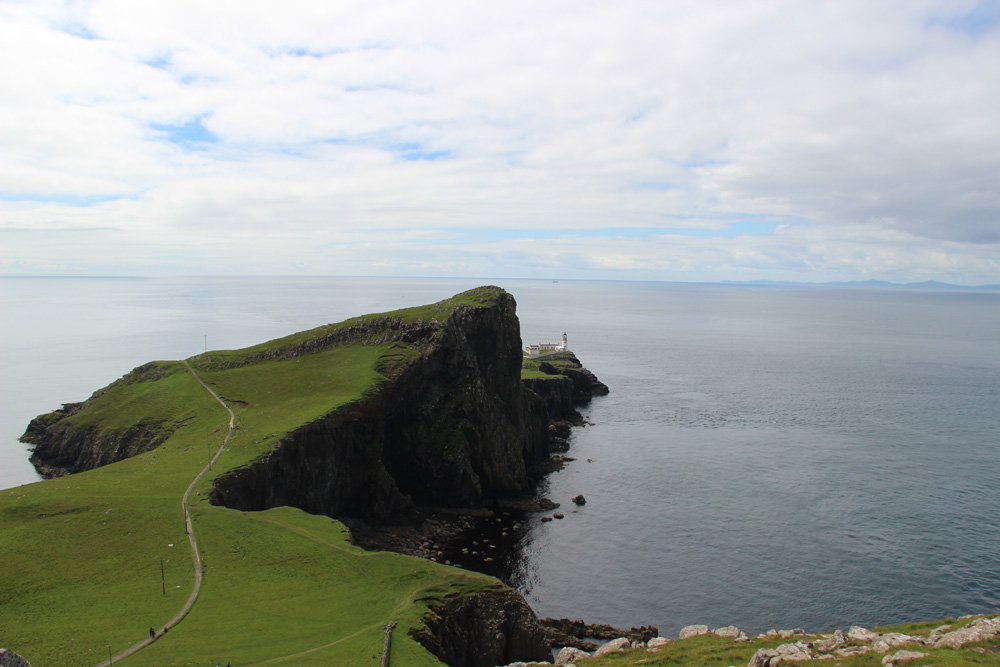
22,404,171,478
210,289,557,523
411,587,552,667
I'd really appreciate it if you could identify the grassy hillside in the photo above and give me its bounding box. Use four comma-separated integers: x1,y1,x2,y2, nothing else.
0,292,505,667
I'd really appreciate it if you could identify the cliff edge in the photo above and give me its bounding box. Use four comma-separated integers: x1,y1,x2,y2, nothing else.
18,286,608,667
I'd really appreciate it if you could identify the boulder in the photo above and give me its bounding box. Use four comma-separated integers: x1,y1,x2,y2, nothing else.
0,650,31,667
678,624,710,639
553,512,565,520
555,646,590,665
881,649,928,665
848,626,880,642
881,633,923,648
813,629,846,653
836,645,871,658
932,616,1000,649
647,637,670,648
774,640,814,662
747,648,779,667
714,625,742,638
572,494,586,505
926,624,952,643
538,498,560,510
593,637,630,657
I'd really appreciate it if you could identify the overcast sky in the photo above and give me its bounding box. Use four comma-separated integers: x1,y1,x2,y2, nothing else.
2,1,999,284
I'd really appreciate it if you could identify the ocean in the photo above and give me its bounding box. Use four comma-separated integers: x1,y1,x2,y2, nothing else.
2,276,998,637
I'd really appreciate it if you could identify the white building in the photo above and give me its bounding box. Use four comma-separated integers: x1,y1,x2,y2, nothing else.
524,332,568,357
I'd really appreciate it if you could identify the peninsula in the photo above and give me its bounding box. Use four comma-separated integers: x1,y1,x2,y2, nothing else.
6,287,606,667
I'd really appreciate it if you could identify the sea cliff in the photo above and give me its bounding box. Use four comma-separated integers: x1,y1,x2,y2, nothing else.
17,286,607,667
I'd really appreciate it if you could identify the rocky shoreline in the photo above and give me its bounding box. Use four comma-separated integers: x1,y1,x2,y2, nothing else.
496,615,1000,667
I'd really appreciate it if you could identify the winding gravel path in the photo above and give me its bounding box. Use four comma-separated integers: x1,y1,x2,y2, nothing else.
94,360,233,667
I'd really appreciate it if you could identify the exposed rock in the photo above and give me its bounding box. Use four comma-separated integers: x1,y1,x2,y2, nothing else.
538,498,560,510
931,615,1000,649
647,637,670,648
410,586,551,667
678,624,710,639
714,625,742,638
813,629,846,653
777,629,804,638
880,633,924,648
540,516,553,522
593,637,630,656
882,649,928,665
553,512,565,520
835,645,871,657
572,494,586,505
926,624,952,643
747,648,779,667
848,626,880,642
555,646,590,665
774,640,814,662
539,618,657,645
0,649,31,667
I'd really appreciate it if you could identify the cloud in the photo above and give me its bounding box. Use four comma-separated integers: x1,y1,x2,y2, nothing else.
0,0,998,282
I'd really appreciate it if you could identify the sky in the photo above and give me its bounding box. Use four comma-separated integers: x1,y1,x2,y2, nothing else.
2,0,1000,284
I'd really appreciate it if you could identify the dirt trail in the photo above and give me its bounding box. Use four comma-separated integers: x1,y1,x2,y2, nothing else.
93,361,233,667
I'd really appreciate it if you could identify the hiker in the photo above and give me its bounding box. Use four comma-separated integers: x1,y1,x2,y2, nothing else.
149,626,155,639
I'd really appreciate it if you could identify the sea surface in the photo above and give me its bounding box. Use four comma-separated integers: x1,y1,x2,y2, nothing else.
2,277,998,637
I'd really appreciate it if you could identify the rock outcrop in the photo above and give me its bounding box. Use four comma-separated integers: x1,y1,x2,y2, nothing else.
539,617,658,650
411,587,551,667
746,615,1000,666
0,649,31,667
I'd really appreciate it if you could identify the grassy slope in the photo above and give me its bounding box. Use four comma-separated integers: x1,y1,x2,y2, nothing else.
576,617,1000,667
0,293,503,667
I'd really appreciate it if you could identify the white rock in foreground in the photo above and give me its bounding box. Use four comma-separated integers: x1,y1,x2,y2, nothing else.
678,624,710,639
931,616,1000,648
848,625,880,642
881,649,928,665
714,625,742,638
593,637,631,657
555,646,590,665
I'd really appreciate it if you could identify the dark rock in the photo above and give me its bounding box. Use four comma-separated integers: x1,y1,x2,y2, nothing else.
572,494,586,505
207,289,554,523
540,617,659,645
540,516,553,522
538,498,560,510
553,512,564,519
411,586,551,667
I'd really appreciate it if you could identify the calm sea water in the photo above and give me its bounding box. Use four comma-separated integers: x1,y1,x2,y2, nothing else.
2,277,998,636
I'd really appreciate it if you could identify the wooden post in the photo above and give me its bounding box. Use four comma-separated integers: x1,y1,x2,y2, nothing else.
160,558,166,595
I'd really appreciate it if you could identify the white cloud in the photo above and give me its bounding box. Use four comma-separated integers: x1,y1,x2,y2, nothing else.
1,0,998,282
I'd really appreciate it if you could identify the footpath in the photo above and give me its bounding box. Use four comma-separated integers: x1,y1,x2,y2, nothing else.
93,361,234,667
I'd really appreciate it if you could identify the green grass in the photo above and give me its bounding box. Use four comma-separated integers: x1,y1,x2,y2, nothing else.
0,289,510,667
521,352,579,380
